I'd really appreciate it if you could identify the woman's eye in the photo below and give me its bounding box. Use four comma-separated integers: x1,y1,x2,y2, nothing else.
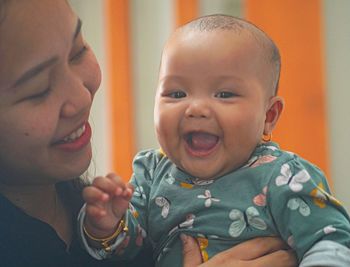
27,88,51,100
215,91,235,98
168,91,186,98
70,45,87,62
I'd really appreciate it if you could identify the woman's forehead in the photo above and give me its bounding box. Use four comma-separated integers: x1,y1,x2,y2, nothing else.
0,0,76,90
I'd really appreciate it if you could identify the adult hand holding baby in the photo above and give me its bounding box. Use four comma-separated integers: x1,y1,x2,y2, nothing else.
182,235,297,267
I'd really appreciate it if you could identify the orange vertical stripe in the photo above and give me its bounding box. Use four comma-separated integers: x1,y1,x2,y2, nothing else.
105,0,135,181
175,0,198,27
245,0,330,179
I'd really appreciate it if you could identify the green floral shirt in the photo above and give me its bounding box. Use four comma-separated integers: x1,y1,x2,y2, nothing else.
100,142,350,266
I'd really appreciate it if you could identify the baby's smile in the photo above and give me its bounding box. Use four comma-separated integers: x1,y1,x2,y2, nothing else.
184,131,219,157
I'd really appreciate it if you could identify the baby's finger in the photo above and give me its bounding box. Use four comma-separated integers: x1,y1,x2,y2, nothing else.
105,173,133,197
92,175,124,195
83,186,109,204
105,173,129,192
85,203,107,218
126,183,134,191
122,183,134,198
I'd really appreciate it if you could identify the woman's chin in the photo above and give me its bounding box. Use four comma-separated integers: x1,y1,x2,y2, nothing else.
55,155,92,181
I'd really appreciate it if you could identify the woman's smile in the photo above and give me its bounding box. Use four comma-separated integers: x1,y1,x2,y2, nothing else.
53,122,91,152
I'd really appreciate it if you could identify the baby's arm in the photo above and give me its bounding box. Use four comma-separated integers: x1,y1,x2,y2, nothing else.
82,173,133,248
268,157,350,266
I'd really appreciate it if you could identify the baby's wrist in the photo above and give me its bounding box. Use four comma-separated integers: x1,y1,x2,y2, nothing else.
83,216,122,239
83,216,128,252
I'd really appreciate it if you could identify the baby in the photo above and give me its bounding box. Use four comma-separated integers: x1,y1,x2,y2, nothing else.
79,15,350,266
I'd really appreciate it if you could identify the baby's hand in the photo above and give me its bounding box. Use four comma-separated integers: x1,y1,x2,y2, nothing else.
83,173,133,237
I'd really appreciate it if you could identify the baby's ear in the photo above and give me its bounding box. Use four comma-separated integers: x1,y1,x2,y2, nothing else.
264,96,284,134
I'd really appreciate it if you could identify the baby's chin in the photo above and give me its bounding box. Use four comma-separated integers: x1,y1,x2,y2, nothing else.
185,163,246,181
181,166,225,181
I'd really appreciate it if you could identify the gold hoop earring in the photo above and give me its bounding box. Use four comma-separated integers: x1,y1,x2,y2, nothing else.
262,133,272,142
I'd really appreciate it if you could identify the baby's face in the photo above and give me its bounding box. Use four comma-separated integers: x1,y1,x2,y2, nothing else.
154,29,275,180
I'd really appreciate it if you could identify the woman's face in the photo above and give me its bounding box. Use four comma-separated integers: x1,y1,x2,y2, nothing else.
0,0,101,185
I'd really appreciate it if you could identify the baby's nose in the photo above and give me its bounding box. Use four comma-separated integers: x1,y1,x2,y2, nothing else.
185,99,211,118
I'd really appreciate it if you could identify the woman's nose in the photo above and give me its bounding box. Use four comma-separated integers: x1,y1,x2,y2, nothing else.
59,77,92,118
185,99,211,119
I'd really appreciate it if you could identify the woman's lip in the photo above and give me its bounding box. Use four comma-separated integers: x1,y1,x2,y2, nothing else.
53,122,91,152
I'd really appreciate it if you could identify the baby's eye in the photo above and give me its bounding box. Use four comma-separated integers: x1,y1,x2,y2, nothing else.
215,91,236,98
168,91,186,98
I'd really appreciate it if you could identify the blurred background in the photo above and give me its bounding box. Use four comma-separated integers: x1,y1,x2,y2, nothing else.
69,0,350,210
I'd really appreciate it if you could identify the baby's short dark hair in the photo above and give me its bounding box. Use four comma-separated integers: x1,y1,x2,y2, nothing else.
179,14,281,96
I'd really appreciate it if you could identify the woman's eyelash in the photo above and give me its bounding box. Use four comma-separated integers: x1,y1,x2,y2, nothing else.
70,45,87,62
28,88,52,100
22,46,88,102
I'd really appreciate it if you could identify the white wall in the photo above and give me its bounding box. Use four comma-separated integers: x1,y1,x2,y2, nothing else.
130,0,173,151
200,0,242,17
323,0,350,210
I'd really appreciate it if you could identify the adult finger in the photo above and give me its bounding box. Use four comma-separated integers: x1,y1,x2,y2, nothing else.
198,249,296,267
181,236,296,267
211,237,289,261
250,249,297,267
182,234,202,267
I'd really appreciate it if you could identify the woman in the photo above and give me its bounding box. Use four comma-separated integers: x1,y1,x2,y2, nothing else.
0,0,296,266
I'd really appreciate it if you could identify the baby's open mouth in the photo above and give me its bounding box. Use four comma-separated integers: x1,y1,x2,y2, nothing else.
185,132,219,154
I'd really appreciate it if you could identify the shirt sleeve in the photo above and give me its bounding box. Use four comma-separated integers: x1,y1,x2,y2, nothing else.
300,240,350,267
267,156,350,262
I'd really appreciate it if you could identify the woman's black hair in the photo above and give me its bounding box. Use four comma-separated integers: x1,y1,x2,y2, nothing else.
0,0,9,24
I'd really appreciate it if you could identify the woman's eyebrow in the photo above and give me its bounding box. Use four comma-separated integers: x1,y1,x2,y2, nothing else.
11,18,82,90
12,56,58,88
